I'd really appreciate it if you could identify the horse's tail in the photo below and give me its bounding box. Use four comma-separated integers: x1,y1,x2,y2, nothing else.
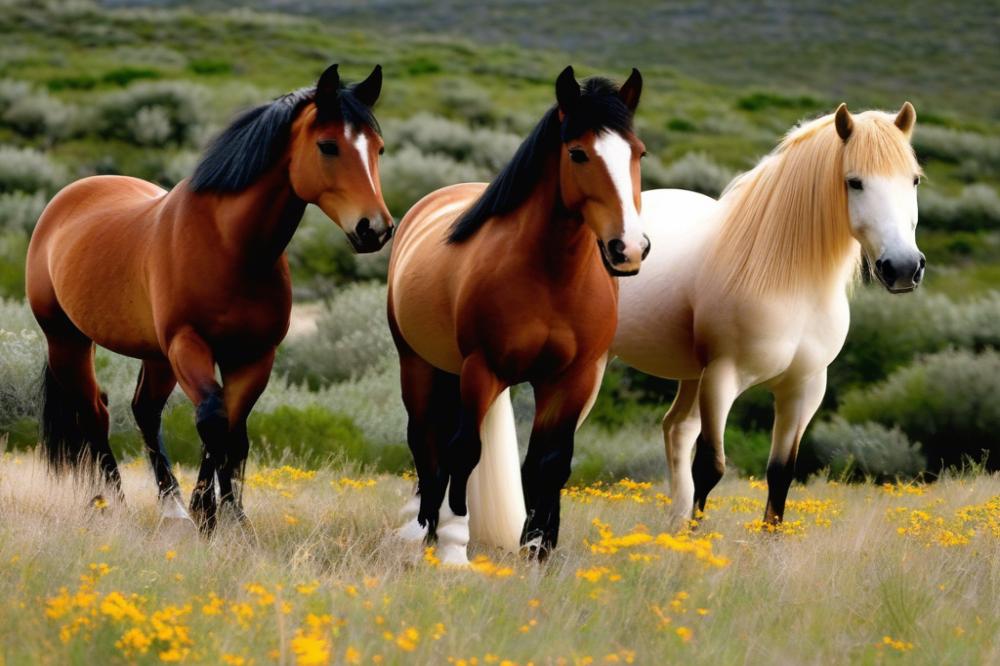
468,388,526,552
39,363,91,474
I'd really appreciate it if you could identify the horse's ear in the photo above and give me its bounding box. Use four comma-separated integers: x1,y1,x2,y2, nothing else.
619,68,642,113
894,101,916,136
834,103,853,142
315,63,341,111
556,66,580,113
353,65,383,108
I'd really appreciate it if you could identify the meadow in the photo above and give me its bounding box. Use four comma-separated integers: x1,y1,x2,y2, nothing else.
1,452,998,665
0,1,999,662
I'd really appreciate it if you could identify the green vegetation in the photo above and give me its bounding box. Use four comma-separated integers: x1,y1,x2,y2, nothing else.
0,0,997,482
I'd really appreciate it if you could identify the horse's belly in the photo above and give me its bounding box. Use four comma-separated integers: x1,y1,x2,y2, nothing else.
389,189,478,375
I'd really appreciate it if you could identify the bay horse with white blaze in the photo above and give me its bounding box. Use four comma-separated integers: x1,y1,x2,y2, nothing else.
388,67,647,564
612,103,925,526
27,64,391,532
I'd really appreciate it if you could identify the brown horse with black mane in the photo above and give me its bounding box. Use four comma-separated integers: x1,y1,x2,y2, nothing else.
26,64,391,533
388,66,646,564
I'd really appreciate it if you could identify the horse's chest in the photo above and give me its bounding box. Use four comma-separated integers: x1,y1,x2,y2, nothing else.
471,279,617,381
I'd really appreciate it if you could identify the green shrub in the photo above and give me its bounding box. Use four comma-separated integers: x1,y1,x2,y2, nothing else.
437,79,496,125
736,92,820,112
919,184,1000,231
188,59,233,76
838,349,1000,472
0,146,66,195
913,125,1000,173
380,144,488,215
2,91,78,142
276,282,393,387
0,191,46,233
102,67,162,87
96,81,206,147
390,113,521,172
641,152,733,197
725,427,772,478
0,230,28,298
803,417,926,481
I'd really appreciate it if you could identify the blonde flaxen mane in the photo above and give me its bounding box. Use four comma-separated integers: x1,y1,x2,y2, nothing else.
708,109,921,297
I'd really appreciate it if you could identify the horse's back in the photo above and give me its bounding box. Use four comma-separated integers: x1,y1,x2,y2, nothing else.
389,183,487,374
613,189,720,379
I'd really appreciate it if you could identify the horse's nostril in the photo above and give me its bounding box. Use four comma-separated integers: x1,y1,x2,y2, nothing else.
357,218,371,234
919,256,926,269
607,238,627,263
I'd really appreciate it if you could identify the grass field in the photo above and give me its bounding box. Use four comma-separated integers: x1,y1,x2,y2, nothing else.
2,452,998,665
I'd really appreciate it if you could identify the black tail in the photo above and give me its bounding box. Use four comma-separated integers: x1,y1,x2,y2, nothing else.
39,363,92,475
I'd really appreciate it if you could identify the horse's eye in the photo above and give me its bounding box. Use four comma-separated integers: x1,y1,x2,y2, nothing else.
913,176,920,187
569,148,589,164
847,178,863,191
379,146,385,155
318,141,339,156
640,151,648,158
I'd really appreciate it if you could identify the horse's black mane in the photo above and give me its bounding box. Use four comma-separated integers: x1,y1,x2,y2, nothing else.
448,77,633,243
190,84,379,193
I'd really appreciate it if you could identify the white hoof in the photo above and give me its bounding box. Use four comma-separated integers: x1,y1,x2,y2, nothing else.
159,493,196,529
437,504,470,567
396,493,426,542
396,517,427,542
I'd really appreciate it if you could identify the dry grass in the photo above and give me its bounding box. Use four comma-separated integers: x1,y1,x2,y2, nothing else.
1,452,998,665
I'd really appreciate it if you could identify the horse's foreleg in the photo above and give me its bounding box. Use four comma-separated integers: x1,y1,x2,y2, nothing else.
521,361,603,559
765,369,827,523
693,361,742,517
167,328,226,534
217,350,276,538
662,378,701,527
131,360,191,526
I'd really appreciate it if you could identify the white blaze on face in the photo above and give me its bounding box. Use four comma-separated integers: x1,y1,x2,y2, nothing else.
593,131,643,260
346,124,376,191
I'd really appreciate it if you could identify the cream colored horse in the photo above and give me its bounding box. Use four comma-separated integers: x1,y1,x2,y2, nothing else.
613,103,924,525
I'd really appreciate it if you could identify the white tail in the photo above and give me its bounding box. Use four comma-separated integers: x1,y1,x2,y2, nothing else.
468,388,526,552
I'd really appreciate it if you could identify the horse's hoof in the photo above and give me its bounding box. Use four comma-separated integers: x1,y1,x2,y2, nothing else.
438,543,470,567
396,517,427,543
157,493,197,533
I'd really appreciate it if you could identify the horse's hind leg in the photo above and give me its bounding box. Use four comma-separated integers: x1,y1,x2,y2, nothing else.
132,359,192,526
44,332,122,501
662,379,701,526
692,361,742,517
764,369,827,524
395,346,461,543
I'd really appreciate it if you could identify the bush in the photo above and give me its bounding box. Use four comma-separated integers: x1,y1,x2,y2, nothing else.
380,144,488,215
0,191,46,233
0,230,28,298
276,282,393,387
641,153,733,197
96,81,206,147
804,418,926,481
919,184,1000,231
2,92,78,142
725,427,772,478
437,79,496,125
830,288,1000,395
0,146,66,195
913,125,1000,173
838,349,1000,472
390,113,521,172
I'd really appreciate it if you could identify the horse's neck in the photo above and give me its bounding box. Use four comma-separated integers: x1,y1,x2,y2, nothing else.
511,163,597,277
209,167,307,267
